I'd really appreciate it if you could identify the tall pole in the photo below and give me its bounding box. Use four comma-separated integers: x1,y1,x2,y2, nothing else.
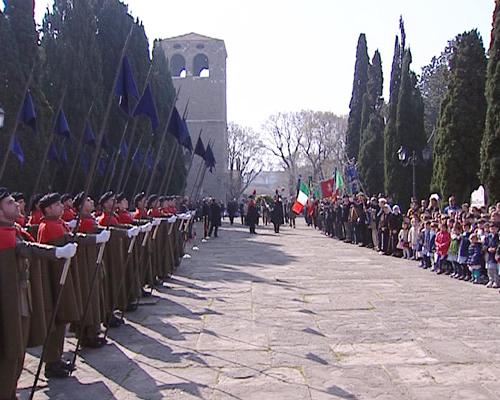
181,128,202,196
412,150,417,201
65,103,94,193
122,131,145,191
0,63,36,182
29,24,136,396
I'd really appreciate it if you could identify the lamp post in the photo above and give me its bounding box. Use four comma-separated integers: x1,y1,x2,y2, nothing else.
397,145,433,202
0,105,5,129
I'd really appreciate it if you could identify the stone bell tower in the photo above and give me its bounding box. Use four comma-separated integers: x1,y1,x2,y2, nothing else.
159,33,228,200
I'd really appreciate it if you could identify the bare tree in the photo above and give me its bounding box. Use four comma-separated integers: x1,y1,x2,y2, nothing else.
297,111,347,181
262,112,305,195
227,122,264,199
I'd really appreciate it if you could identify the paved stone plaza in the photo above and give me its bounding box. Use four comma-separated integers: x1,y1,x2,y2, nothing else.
19,221,500,399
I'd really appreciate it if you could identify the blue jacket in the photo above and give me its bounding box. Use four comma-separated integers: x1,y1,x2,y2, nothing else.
467,242,483,266
422,229,435,255
458,232,471,258
483,233,499,264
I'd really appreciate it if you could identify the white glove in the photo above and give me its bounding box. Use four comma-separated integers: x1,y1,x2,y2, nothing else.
67,220,78,229
168,216,177,223
55,243,78,259
152,218,162,226
140,222,153,233
96,229,111,244
127,226,140,238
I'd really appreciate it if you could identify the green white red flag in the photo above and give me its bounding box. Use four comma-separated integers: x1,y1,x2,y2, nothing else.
292,182,310,214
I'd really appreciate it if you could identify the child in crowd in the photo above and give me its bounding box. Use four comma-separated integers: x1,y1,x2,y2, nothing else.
435,222,451,274
398,221,411,259
408,218,420,260
484,222,499,288
458,222,472,280
421,221,435,269
448,223,461,278
467,233,483,284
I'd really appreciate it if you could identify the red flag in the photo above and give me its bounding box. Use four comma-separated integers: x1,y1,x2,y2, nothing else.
320,178,335,199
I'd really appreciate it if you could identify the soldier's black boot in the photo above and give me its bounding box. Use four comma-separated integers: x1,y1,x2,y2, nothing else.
44,362,70,379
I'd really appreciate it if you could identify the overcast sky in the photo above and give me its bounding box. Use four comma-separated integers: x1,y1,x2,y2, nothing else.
33,0,494,130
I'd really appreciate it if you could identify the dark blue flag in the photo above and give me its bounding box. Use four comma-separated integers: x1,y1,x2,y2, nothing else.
48,142,59,163
80,150,89,173
179,118,193,152
10,136,24,164
133,84,159,131
145,149,153,171
114,56,139,115
204,143,216,173
54,109,70,138
102,133,112,154
119,140,128,160
83,121,96,147
60,142,69,165
18,90,37,133
194,137,205,158
168,107,182,141
132,147,143,170
97,157,107,176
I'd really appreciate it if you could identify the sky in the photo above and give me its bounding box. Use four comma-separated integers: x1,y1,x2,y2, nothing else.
32,0,494,130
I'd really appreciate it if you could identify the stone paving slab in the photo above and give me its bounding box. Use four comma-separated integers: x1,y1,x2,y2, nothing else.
19,221,500,399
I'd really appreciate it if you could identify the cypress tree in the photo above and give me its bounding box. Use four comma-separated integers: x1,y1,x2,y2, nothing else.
384,35,402,198
432,30,487,203
394,49,426,207
481,0,500,202
4,0,37,72
345,33,369,160
358,50,384,195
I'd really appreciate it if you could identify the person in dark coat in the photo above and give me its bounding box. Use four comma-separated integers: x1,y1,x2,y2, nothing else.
227,198,238,225
271,195,284,233
208,198,222,237
246,197,259,234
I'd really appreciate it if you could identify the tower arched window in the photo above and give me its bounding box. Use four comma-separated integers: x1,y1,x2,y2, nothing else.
193,53,209,77
170,54,187,78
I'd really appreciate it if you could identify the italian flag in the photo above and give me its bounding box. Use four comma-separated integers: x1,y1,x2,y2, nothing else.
292,182,310,214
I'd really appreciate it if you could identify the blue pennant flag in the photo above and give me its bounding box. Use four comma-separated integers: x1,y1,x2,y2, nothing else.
102,133,112,154
145,149,153,171
48,141,59,162
157,160,166,174
83,121,96,147
194,136,205,158
60,142,69,165
54,109,70,138
114,55,139,115
10,136,25,164
119,140,128,160
18,90,37,133
132,147,143,169
204,143,216,173
133,84,159,131
80,151,89,173
97,157,107,176
167,107,182,141
179,118,193,152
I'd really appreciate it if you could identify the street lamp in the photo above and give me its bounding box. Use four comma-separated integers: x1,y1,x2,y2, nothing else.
397,146,417,201
0,105,5,129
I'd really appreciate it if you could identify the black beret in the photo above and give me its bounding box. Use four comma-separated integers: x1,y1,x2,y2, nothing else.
134,192,146,205
158,196,166,203
73,191,85,211
116,192,127,203
0,187,10,201
61,193,72,203
39,193,61,212
11,192,24,202
99,191,114,205
147,194,158,208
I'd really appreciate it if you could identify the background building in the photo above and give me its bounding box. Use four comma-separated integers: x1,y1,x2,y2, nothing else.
159,33,228,199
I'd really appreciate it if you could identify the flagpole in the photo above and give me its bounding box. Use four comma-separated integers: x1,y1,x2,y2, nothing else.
190,156,205,199
158,143,176,194
65,103,94,193
161,141,180,195
29,23,135,400
131,141,152,196
0,63,36,182
31,89,68,198
123,132,145,193
145,88,181,195
182,128,202,196
194,139,213,201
